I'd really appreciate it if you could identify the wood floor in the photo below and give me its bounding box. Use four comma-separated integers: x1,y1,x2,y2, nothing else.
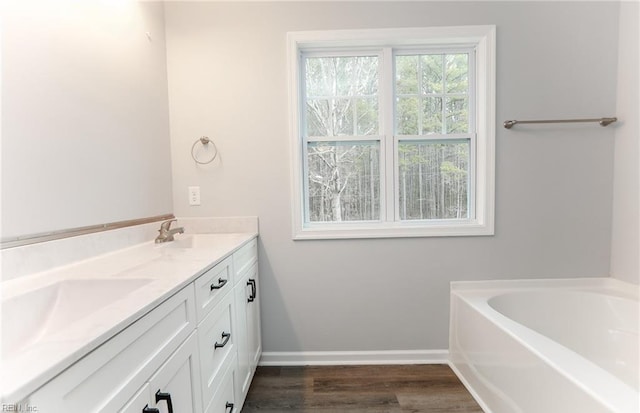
242,365,484,413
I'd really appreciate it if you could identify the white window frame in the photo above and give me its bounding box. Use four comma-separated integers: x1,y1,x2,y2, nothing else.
287,26,496,240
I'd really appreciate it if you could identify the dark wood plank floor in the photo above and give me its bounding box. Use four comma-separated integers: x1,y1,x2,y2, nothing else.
242,365,484,412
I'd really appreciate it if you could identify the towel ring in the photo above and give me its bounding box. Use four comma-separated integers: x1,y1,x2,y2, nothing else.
191,136,218,165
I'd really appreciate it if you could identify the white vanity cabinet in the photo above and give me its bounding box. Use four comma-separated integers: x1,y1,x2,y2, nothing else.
24,235,261,413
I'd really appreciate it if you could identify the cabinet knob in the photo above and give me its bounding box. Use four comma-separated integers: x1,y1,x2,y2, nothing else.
155,390,174,413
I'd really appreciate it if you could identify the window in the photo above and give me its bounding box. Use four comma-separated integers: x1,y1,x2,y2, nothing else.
288,26,495,239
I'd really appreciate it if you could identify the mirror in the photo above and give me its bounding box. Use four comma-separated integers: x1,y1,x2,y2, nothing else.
1,1,173,243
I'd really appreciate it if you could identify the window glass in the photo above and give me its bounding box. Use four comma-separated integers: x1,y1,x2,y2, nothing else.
305,56,379,137
398,140,469,220
307,141,381,222
396,52,470,135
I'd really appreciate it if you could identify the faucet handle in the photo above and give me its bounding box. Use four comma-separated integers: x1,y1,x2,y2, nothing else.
159,219,177,231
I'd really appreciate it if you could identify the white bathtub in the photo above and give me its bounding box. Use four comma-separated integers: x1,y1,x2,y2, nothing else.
449,278,639,413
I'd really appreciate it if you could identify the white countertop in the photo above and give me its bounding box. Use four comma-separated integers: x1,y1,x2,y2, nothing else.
1,232,257,403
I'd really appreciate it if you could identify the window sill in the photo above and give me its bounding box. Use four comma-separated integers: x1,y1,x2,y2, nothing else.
292,220,494,240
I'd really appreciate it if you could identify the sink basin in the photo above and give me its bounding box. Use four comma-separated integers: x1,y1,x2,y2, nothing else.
159,234,218,249
1,278,152,360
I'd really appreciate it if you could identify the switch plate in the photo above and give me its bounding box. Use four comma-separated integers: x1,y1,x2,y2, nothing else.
188,186,201,206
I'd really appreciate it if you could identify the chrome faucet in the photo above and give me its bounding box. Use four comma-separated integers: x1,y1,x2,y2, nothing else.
155,219,184,243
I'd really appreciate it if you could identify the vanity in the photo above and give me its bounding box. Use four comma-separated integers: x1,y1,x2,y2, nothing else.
1,218,261,413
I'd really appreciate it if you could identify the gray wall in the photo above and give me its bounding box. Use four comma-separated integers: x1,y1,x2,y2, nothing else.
164,1,619,352
1,2,173,239
611,1,639,285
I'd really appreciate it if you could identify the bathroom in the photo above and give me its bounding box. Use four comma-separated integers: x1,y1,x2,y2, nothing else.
1,1,638,412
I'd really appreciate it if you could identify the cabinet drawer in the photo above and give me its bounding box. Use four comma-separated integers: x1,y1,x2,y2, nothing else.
29,285,196,412
198,292,235,409
233,238,257,281
195,256,234,323
205,355,237,413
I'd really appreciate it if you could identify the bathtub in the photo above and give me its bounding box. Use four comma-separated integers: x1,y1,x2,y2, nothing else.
449,278,639,413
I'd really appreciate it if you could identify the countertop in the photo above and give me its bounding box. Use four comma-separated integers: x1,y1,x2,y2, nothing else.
1,232,257,403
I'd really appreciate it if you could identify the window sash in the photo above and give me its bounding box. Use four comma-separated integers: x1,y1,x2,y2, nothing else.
301,50,386,223
302,46,475,226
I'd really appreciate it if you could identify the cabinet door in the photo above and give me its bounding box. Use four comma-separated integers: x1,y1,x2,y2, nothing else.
245,264,262,372
148,332,203,413
234,263,261,403
233,271,250,402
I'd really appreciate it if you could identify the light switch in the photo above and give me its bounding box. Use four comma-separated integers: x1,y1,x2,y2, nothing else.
188,186,201,206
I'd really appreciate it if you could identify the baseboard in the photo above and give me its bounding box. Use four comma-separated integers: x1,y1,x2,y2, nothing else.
259,350,449,366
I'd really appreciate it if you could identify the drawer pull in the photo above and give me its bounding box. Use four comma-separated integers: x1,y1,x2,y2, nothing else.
155,391,174,413
214,332,231,349
210,278,228,291
142,405,160,413
225,402,234,412
247,279,256,302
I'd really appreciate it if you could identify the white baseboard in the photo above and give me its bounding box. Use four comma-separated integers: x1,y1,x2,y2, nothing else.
259,350,449,366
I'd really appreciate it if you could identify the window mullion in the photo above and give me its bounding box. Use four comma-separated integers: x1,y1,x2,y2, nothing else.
381,47,395,223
